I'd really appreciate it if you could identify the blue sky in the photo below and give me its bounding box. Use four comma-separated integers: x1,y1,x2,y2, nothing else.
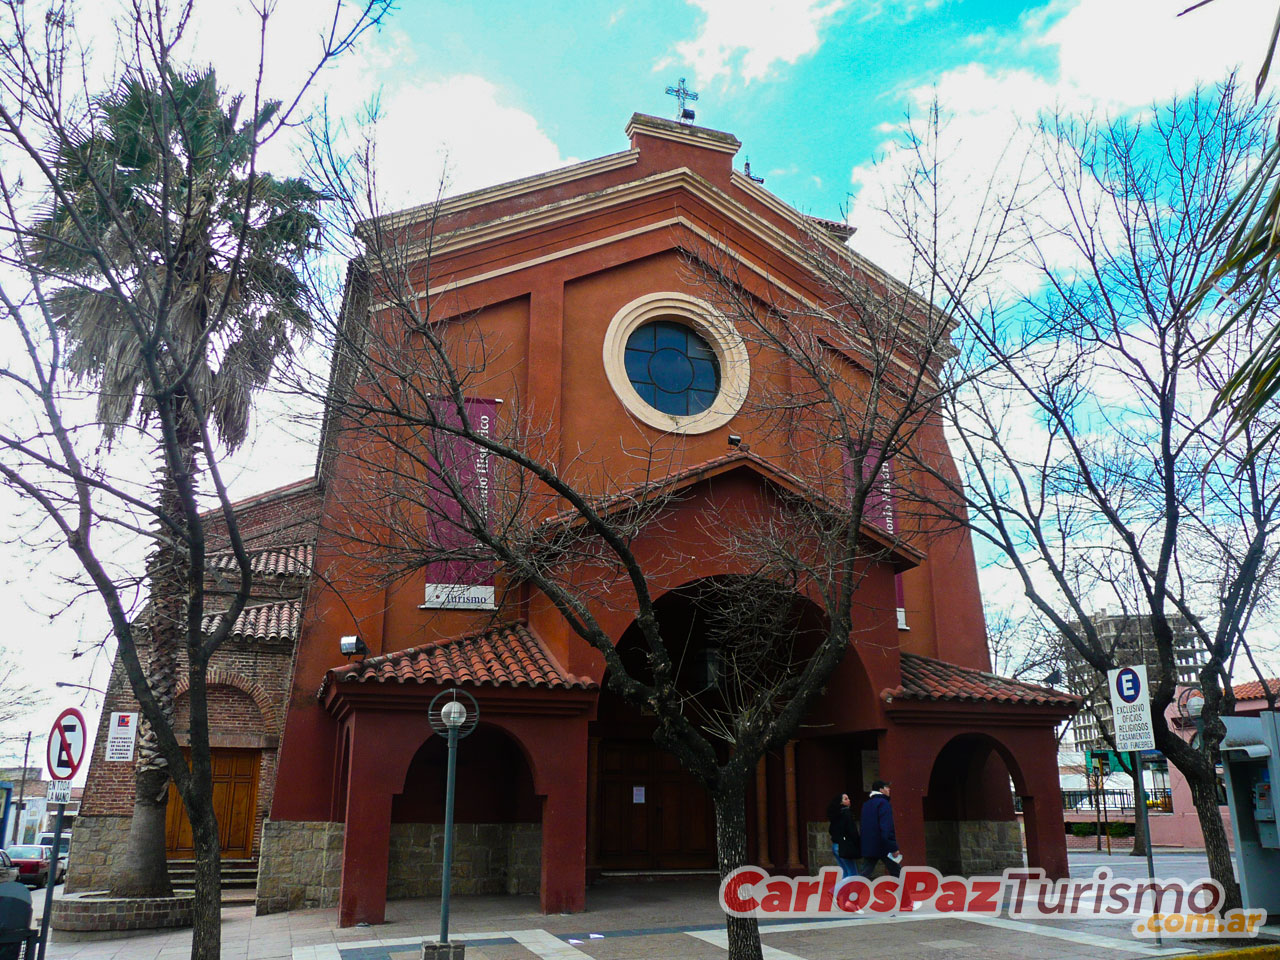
278,0,1267,227
389,0,1052,217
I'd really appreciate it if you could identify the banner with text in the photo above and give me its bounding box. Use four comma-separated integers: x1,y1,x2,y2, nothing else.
422,397,499,609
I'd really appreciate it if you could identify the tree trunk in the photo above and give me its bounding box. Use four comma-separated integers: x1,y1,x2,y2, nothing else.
714,781,763,960
187,794,222,960
1187,773,1240,909
1129,768,1147,858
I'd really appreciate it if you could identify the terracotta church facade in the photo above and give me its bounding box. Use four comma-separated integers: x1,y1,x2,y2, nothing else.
70,113,1076,924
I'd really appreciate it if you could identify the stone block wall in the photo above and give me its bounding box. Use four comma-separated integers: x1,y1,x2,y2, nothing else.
506,823,539,895
806,822,831,874
256,820,342,914
925,819,1022,875
387,822,541,899
256,819,541,914
65,815,131,892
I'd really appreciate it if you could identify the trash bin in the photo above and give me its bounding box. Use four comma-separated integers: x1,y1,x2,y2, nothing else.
0,880,37,960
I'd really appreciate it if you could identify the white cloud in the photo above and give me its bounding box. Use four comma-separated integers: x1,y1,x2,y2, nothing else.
671,0,851,83
848,0,1278,284
366,75,568,211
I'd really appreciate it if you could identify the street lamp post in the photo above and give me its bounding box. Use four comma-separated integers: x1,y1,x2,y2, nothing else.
427,689,478,955
54,681,105,695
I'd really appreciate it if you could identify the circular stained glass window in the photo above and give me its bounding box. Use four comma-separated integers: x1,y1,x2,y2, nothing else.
623,320,721,417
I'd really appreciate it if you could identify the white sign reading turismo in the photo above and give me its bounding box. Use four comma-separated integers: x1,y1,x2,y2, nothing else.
1108,665,1156,752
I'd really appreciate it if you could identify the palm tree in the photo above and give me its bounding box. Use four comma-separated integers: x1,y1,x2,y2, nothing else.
30,67,321,899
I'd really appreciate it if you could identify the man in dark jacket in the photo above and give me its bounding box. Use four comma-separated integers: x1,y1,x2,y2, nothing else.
859,780,901,879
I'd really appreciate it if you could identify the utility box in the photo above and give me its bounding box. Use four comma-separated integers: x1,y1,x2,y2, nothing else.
1221,711,1280,913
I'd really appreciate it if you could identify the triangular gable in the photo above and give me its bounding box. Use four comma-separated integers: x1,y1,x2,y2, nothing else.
541,448,922,572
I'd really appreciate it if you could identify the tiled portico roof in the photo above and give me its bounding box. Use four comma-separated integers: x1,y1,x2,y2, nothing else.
208,544,313,578
1233,678,1280,702
884,652,1078,708
321,621,597,696
201,597,302,644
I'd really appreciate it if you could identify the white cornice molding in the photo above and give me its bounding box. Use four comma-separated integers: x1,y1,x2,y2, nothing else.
624,114,741,155
366,150,641,233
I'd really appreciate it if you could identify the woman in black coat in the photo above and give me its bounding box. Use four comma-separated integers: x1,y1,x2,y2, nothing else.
826,792,859,878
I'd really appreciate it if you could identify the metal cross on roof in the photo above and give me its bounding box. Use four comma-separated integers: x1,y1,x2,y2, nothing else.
665,77,699,123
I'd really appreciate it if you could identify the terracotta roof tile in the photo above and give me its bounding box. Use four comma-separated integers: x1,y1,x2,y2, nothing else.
1233,678,1280,702
322,621,597,696
884,652,1078,709
208,544,313,578
201,598,302,644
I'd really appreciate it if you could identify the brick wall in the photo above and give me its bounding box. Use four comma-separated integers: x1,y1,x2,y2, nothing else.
51,890,193,937
70,478,316,893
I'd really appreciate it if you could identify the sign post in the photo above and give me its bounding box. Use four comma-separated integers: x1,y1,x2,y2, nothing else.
1108,666,1160,947
38,706,86,960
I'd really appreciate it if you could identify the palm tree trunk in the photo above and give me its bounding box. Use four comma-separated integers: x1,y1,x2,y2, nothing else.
109,442,189,898
714,780,764,960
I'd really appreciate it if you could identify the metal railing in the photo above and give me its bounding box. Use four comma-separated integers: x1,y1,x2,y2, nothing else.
1015,787,1174,813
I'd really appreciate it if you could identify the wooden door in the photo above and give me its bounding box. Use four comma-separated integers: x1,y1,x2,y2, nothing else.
595,739,715,870
165,749,260,859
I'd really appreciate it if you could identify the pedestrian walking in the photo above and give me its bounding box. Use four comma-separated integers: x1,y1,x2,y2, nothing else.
859,780,902,879
826,793,859,878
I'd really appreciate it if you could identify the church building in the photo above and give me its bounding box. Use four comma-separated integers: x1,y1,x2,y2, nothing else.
71,112,1076,926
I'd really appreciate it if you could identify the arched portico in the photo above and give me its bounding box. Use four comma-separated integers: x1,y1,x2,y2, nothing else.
318,623,598,926
923,733,1025,875
878,654,1076,880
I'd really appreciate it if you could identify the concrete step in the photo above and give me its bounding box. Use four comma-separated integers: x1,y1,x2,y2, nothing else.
166,857,259,895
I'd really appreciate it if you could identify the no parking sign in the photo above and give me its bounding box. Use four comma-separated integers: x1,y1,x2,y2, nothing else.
46,706,87,781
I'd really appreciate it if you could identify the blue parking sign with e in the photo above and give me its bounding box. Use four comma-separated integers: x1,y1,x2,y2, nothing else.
1116,667,1142,704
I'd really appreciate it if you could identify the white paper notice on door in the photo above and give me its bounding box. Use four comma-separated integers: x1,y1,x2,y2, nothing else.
632,786,645,803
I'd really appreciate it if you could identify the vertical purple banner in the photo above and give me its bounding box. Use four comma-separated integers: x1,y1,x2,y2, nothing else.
422,397,499,609
843,444,907,628
842,445,895,536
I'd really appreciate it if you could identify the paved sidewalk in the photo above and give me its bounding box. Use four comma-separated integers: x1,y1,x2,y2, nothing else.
42,852,1280,960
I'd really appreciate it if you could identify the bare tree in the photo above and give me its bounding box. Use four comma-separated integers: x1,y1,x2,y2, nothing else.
0,654,42,753
296,116,962,960
885,78,1280,906
0,1,387,956
985,604,1065,682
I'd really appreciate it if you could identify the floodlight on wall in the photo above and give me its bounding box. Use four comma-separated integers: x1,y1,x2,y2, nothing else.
339,635,369,659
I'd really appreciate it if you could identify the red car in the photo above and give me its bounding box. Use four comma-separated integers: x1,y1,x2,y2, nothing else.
5,845,52,888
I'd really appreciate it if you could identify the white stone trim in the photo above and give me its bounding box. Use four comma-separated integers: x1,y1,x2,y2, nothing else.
602,292,749,436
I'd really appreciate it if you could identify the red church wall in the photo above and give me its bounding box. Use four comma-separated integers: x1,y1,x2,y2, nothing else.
259,112,1068,921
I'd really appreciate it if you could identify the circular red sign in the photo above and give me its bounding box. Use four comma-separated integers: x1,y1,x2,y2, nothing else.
46,706,88,781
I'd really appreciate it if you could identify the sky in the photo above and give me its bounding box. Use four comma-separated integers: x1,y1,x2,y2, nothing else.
1,0,1275,762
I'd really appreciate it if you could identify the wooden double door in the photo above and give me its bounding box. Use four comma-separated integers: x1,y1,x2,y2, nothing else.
595,738,715,870
164,748,260,859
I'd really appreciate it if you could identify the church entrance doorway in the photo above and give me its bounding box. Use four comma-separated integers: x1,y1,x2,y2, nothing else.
164,747,260,859
594,736,715,870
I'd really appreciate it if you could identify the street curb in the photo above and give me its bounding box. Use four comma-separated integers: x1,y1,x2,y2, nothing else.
1179,944,1280,959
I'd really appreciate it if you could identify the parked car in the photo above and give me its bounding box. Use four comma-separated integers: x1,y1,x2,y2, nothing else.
0,849,17,883
4,846,51,889
36,832,68,883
